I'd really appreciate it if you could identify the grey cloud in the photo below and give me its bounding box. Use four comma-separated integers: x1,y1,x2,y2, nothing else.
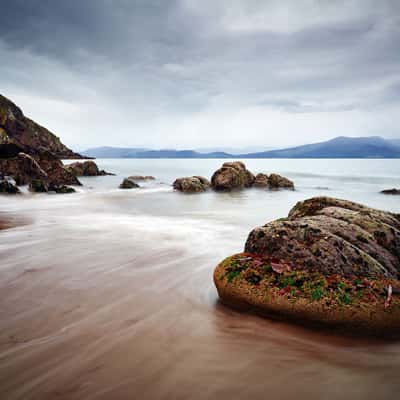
0,0,399,148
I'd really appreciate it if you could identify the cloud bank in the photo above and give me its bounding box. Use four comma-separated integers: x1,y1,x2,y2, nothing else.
1,0,399,149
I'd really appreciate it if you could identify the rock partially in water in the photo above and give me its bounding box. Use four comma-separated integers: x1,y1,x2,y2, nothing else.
173,176,210,193
0,152,80,187
66,161,113,177
254,173,294,190
214,196,400,336
50,185,76,194
0,177,20,194
128,175,155,181
119,178,140,189
29,179,49,193
211,161,255,191
381,188,400,195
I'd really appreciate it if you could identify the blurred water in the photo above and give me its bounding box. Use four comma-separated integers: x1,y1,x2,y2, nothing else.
0,158,399,400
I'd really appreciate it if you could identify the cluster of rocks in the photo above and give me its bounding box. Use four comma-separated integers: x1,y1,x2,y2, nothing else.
0,94,90,195
214,197,400,336
173,161,294,193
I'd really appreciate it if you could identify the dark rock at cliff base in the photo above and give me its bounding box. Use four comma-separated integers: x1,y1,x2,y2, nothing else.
254,173,294,190
128,175,155,181
0,152,81,187
66,161,113,177
214,196,400,336
50,185,76,194
211,161,255,191
119,178,140,189
173,176,210,193
29,179,49,193
0,177,20,194
381,188,400,195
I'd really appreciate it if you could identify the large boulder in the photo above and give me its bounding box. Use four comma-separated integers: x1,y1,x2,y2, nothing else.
119,178,140,189
211,161,255,191
173,176,210,193
66,160,112,177
214,197,400,336
254,173,294,190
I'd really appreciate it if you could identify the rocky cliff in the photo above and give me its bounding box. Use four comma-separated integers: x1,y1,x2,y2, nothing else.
0,94,81,159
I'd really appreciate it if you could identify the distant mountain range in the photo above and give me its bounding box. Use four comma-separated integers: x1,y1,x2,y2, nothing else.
83,136,400,159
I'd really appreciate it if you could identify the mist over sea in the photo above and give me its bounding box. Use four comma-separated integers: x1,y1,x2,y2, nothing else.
1,158,400,399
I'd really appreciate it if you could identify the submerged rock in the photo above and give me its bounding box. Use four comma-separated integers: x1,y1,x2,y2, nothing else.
173,176,210,193
66,160,113,177
254,173,294,190
119,178,140,189
128,175,155,181
214,196,400,336
211,161,255,191
381,188,400,195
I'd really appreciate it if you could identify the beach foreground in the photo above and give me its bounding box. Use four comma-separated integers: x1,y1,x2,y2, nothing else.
1,159,400,399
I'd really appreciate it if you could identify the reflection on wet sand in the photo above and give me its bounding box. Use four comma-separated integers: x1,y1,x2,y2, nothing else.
1,203,399,400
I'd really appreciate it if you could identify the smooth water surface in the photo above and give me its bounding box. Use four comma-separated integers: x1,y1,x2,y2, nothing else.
0,159,399,399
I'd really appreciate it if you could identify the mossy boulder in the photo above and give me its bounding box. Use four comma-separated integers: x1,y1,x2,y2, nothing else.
173,176,210,193
214,197,400,336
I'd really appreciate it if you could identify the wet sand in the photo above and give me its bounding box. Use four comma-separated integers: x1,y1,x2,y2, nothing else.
1,204,400,400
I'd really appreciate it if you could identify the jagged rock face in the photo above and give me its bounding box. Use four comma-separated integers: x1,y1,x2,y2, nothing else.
211,161,255,191
0,94,81,159
66,161,111,176
173,176,210,193
245,197,400,279
0,152,80,186
254,173,294,189
119,178,140,189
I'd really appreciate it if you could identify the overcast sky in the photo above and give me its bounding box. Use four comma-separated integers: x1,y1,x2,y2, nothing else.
1,0,399,150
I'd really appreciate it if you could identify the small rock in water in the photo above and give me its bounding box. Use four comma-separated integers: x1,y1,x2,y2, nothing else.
119,178,140,189
381,188,400,195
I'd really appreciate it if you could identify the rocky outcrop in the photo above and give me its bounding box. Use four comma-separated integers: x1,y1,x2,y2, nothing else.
66,160,113,177
254,173,294,189
173,176,210,193
214,197,400,336
119,178,140,189
0,177,20,194
211,161,255,191
128,175,155,181
0,94,84,190
29,178,76,193
0,94,82,159
381,188,400,195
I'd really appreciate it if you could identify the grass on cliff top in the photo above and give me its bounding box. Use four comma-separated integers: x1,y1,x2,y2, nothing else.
220,253,399,309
